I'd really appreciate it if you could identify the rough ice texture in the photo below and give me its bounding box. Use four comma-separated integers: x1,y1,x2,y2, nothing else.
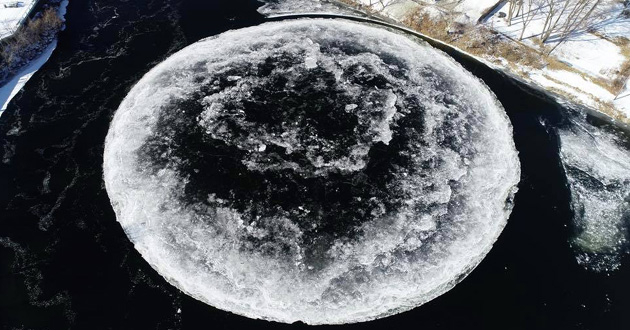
257,0,353,16
558,114,630,272
103,19,520,324
0,0,36,40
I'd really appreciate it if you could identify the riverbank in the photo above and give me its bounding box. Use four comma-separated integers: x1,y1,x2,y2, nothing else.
267,12,630,135
0,0,68,115
0,0,38,40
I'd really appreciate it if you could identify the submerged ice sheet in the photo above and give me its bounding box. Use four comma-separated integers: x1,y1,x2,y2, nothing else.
558,114,630,272
103,19,520,324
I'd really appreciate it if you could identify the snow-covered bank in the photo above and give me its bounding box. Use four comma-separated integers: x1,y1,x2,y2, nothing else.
486,0,630,119
0,0,68,117
0,40,56,115
0,0,37,40
555,112,630,272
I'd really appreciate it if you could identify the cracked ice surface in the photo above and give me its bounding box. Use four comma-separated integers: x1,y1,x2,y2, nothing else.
103,19,520,324
558,115,630,272
257,0,352,16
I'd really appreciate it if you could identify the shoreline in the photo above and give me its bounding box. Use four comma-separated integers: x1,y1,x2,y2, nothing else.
0,40,57,115
0,0,68,116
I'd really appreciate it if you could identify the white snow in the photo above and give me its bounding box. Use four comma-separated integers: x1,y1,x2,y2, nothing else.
486,0,630,119
553,35,625,79
356,0,499,22
453,0,500,22
380,1,424,21
489,2,627,79
549,70,614,100
356,0,396,12
0,0,35,40
104,19,520,325
528,69,615,110
0,39,55,115
614,82,630,118
0,0,68,117
591,1,630,39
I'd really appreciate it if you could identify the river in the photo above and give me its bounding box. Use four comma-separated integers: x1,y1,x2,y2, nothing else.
0,0,628,329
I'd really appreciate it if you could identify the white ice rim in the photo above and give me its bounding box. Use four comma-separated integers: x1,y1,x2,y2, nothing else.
103,18,521,324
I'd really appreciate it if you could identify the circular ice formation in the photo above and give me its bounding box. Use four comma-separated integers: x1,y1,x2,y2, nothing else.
104,19,520,324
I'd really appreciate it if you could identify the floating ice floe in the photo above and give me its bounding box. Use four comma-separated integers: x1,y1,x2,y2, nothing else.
557,113,630,272
103,19,520,324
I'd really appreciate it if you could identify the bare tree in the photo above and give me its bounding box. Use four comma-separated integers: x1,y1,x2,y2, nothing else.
507,0,524,26
540,0,572,42
366,0,397,13
548,0,602,54
519,0,541,40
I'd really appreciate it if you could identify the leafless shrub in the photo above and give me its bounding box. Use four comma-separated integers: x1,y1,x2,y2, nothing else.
0,8,62,66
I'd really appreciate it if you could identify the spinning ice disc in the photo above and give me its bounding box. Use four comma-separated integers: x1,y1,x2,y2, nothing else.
104,19,520,324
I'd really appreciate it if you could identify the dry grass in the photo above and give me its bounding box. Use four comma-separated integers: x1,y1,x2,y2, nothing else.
0,8,63,65
336,0,362,9
543,56,618,97
402,7,630,104
612,41,630,94
402,10,546,69
335,0,382,15
542,72,627,122
580,33,630,95
612,60,630,93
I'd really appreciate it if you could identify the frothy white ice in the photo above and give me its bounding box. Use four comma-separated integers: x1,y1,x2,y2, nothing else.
558,116,630,272
257,0,352,16
104,19,520,324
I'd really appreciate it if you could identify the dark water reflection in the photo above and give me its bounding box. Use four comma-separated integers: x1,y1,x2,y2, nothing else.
0,0,628,329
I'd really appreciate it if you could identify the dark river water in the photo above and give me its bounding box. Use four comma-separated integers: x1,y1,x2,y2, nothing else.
1,0,629,329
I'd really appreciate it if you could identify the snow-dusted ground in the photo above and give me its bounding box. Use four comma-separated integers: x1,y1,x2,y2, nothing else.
0,0,68,117
528,69,617,110
0,40,56,115
615,83,630,117
357,0,499,22
487,0,630,118
488,2,627,77
452,0,500,22
0,0,36,40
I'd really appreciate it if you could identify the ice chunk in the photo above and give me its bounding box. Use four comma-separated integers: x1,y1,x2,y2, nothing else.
557,114,630,272
103,19,520,325
257,0,354,16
